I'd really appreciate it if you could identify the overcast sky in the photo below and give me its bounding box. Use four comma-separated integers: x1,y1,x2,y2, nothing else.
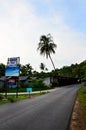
0,0,86,71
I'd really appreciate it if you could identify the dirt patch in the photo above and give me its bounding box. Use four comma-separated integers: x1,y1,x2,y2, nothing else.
70,98,86,130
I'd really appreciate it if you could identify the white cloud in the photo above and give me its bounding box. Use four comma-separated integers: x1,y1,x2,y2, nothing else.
0,0,86,71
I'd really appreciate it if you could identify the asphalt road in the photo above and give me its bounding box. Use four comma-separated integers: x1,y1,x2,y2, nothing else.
0,84,82,130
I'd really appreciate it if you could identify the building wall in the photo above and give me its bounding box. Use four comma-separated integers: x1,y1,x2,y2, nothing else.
0,81,4,88
43,77,51,87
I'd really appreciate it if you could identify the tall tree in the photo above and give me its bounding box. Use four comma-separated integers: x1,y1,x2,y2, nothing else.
26,64,33,75
20,64,33,76
37,34,57,70
40,63,45,72
0,63,5,76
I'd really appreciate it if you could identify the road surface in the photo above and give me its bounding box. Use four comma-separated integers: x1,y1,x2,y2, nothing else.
0,84,82,130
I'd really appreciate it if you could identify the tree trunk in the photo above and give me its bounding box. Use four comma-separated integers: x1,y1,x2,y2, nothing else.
49,54,56,70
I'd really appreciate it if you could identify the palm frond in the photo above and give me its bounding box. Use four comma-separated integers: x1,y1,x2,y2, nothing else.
37,34,57,70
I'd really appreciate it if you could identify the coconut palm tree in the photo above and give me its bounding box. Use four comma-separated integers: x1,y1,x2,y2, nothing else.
37,34,57,70
40,63,45,72
20,64,33,76
0,63,5,76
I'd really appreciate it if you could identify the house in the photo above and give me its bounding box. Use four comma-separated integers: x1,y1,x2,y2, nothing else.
43,77,51,87
0,76,5,88
19,76,30,88
0,76,30,88
43,76,58,87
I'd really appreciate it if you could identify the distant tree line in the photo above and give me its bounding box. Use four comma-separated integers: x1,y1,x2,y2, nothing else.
57,60,86,81
0,60,86,81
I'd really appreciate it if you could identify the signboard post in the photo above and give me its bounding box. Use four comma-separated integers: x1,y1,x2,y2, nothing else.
26,88,32,98
5,57,20,98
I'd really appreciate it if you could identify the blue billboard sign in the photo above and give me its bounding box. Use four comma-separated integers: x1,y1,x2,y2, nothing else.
5,66,20,77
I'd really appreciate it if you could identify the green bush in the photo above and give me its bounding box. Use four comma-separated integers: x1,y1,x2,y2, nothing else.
0,94,3,100
31,78,48,91
7,96,16,103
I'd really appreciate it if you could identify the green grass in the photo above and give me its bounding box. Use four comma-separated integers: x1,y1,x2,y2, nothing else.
78,84,86,122
0,92,47,105
0,99,10,105
4,87,49,93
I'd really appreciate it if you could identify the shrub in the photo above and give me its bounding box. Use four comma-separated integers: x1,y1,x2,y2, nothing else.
31,78,48,91
7,96,16,103
0,94,3,100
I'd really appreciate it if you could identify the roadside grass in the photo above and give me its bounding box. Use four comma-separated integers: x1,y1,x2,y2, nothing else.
0,99,10,105
78,84,86,128
0,92,47,105
79,84,86,115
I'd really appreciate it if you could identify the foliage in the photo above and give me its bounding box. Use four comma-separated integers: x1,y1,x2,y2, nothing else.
7,96,16,102
0,60,86,83
20,63,33,76
0,94,4,100
37,34,57,70
57,60,86,81
0,63,5,76
40,63,45,72
31,78,48,91
8,88,26,93
78,84,86,124
39,63,48,72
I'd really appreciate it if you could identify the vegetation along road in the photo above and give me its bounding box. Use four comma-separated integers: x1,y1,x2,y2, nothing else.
0,84,83,130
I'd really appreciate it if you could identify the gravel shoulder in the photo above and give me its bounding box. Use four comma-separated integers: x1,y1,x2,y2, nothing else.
70,97,86,130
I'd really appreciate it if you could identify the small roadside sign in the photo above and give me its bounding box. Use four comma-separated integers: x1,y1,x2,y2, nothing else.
26,88,32,93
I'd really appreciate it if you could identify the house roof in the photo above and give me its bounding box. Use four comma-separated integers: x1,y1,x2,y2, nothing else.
19,76,29,81
0,76,29,81
0,76,6,81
